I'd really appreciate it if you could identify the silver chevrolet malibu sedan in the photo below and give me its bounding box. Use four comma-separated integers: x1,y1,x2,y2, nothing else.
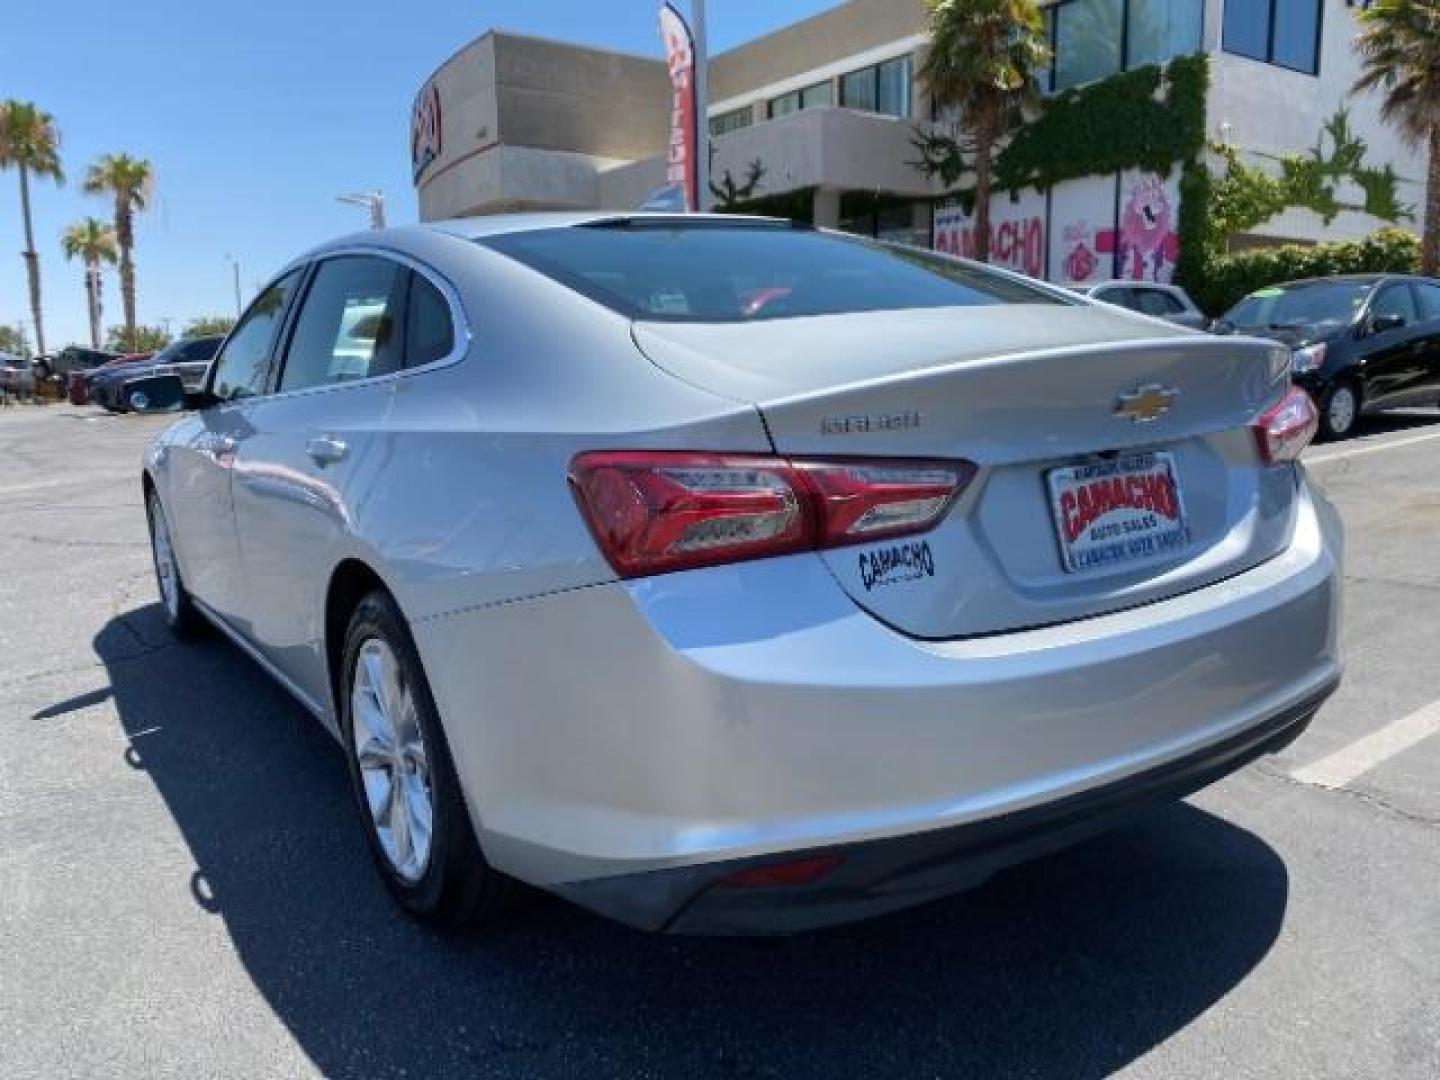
133,214,1342,935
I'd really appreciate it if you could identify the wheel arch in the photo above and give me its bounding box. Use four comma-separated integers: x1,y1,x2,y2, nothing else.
324,558,394,722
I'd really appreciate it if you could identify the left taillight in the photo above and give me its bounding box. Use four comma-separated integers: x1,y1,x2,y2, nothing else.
1252,385,1319,465
569,451,975,579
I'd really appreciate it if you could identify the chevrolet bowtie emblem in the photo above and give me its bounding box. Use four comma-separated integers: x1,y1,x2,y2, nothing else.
1114,384,1178,424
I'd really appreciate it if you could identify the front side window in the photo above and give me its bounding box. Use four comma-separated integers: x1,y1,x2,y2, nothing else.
1371,284,1418,328
280,256,406,392
482,221,1065,324
1223,0,1321,74
1055,0,1123,91
210,270,302,402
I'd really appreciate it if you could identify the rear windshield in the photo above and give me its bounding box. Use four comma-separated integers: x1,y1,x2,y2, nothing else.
481,220,1066,322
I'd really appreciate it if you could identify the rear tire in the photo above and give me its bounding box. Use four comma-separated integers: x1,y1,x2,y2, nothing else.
1319,382,1360,441
339,590,510,929
146,491,205,638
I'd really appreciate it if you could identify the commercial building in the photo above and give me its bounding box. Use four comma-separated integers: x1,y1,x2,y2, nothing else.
411,0,1426,286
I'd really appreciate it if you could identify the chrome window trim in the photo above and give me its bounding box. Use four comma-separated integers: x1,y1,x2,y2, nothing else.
222,245,474,407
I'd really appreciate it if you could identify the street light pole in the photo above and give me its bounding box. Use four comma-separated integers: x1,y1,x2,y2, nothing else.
226,255,242,317
337,191,386,230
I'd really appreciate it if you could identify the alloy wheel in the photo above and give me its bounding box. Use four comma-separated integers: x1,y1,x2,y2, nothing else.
149,499,180,620
1327,386,1357,437
350,638,434,883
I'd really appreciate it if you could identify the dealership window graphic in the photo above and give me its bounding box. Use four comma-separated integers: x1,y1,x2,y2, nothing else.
934,171,1181,284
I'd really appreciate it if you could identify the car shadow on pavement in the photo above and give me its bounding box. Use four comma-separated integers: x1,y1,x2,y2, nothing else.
86,604,1291,1080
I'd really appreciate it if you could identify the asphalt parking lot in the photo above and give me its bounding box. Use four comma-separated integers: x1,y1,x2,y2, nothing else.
1,403,1437,1079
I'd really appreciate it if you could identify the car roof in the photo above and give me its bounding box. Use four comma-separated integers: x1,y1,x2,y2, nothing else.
420,211,789,240
288,212,800,282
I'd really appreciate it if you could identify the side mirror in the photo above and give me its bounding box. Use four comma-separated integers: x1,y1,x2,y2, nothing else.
1370,312,1406,334
1209,318,1235,335
123,373,186,414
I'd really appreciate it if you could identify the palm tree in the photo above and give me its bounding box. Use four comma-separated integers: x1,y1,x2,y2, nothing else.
1353,0,1440,275
83,153,153,351
60,218,118,350
919,0,1049,262
0,101,64,356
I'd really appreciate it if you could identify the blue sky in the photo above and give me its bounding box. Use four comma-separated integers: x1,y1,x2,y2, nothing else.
2,0,834,350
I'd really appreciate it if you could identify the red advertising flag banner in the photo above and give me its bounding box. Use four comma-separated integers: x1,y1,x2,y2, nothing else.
658,3,697,211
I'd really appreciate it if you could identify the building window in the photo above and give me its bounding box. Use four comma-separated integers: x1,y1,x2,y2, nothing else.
1047,0,1203,92
1223,0,1322,75
710,106,753,139
840,56,912,118
768,80,832,119
1127,0,1204,69
1054,0,1123,91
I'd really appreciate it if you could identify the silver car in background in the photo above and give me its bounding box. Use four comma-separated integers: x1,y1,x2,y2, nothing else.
1079,280,1209,330
137,215,1341,934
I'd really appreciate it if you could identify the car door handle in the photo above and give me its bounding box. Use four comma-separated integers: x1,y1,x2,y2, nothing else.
306,435,349,466
201,433,236,460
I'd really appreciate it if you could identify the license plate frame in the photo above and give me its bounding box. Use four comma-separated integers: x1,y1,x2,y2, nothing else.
1047,451,1190,574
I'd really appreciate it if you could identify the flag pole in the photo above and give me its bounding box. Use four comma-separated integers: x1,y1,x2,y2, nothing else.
692,0,709,211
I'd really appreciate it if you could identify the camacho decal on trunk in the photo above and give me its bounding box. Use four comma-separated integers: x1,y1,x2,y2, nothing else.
859,541,936,592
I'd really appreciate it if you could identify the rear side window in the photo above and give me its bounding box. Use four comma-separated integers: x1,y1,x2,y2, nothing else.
482,221,1064,323
211,270,302,401
405,274,455,368
280,256,407,392
1413,282,1440,322
1134,288,1184,316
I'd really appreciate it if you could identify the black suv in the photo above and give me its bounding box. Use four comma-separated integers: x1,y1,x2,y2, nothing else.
37,345,121,383
1219,274,1440,439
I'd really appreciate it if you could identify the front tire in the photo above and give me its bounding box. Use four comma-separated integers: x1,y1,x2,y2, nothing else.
340,590,510,928
146,491,205,637
1319,382,1360,441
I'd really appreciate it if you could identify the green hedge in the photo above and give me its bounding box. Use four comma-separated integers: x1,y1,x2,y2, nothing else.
1189,227,1420,316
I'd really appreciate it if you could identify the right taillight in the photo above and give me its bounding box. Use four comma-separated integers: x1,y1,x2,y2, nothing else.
1252,385,1318,465
569,451,974,579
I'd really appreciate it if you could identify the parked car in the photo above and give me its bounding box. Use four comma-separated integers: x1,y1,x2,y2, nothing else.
70,351,154,406
46,345,120,383
90,336,223,412
1077,281,1208,329
0,351,36,400
1218,274,1440,439
133,215,1341,935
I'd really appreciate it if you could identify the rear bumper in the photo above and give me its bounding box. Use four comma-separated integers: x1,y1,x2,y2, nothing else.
560,679,1332,934
413,476,1342,932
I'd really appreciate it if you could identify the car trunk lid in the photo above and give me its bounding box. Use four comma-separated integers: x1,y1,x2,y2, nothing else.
633,307,1297,638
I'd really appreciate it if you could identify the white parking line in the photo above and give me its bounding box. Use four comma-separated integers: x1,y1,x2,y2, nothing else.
1305,429,1440,466
1292,700,1440,790
0,475,121,498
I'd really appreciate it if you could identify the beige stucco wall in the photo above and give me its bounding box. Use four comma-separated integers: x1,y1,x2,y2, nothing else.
415,32,669,220
1205,0,1426,244
493,34,671,161
710,0,926,102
